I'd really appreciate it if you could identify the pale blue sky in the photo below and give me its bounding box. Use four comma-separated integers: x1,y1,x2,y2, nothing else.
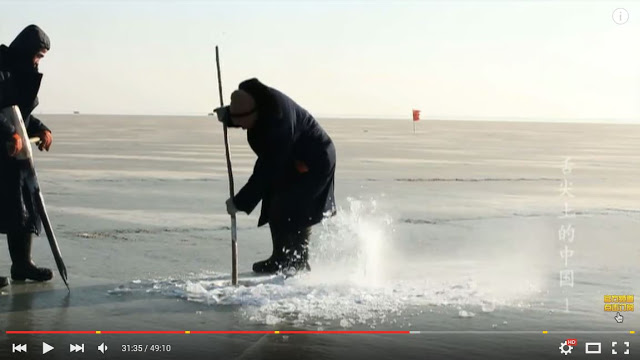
1,0,638,121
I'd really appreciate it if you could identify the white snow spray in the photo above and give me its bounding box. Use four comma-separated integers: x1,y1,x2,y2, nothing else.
307,197,394,288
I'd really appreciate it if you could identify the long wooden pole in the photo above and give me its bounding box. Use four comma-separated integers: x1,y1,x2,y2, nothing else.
215,46,238,286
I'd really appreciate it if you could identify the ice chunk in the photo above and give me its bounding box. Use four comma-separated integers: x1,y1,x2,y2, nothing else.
265,315,282,325
481,302,496,313
107,285,132,295
186,281,208,295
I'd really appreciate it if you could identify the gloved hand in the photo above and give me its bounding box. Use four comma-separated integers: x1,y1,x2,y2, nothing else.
214,106,232,126
6,133,23,157
214,106,241,128
294,160,309,173
37,130,52,151
226,197,238,215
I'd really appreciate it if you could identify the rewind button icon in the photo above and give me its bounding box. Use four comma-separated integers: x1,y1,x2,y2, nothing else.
12,344,27,353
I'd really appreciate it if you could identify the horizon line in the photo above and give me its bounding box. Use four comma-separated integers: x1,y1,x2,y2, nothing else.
36,113,640,125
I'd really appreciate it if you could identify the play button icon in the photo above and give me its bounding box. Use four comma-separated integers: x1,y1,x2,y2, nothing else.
43,342,54,354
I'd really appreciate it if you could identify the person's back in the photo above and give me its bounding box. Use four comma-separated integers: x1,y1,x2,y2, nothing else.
251,84,335,181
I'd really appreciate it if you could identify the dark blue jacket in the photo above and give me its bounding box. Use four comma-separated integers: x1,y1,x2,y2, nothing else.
0,25,51,234
232,79,336,229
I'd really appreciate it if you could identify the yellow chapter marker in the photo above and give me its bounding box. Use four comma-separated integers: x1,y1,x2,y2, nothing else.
185,331,191,334
96,331,101,334
542,331,548,334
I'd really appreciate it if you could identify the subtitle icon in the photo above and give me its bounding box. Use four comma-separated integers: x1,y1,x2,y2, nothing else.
615,312,624,323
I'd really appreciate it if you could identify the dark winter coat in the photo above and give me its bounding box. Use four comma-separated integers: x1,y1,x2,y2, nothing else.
0,25,51,234
232,79,336,230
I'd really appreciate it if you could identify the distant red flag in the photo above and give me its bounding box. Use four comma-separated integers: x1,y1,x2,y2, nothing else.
412,109,420,121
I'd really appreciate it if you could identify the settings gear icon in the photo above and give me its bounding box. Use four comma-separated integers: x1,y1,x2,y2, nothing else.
559,341,573,355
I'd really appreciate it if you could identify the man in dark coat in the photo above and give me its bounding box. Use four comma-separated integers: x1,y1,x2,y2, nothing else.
0,25,55,288
220,78,336,274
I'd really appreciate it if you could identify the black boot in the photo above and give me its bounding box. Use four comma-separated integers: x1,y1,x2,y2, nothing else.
281,227,311,273
0,276,7,288
8,232,53,282
252,224,287,274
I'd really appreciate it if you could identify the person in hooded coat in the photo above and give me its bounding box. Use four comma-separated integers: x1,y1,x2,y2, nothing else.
0,25,55,288
220,78,336,274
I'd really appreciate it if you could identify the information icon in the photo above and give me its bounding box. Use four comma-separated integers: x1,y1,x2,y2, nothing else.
613,8,629,25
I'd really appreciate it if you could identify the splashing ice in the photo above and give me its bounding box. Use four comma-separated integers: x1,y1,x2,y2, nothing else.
308,196,393,287
111,197,542,327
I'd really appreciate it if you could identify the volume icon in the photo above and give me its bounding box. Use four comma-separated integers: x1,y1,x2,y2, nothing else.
98,343,108,354
70,344,84,353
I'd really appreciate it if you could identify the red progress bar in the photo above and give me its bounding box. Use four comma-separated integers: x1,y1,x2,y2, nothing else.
6,331,411,334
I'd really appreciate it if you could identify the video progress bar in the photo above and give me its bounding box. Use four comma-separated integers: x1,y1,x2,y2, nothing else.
5,331,637,335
